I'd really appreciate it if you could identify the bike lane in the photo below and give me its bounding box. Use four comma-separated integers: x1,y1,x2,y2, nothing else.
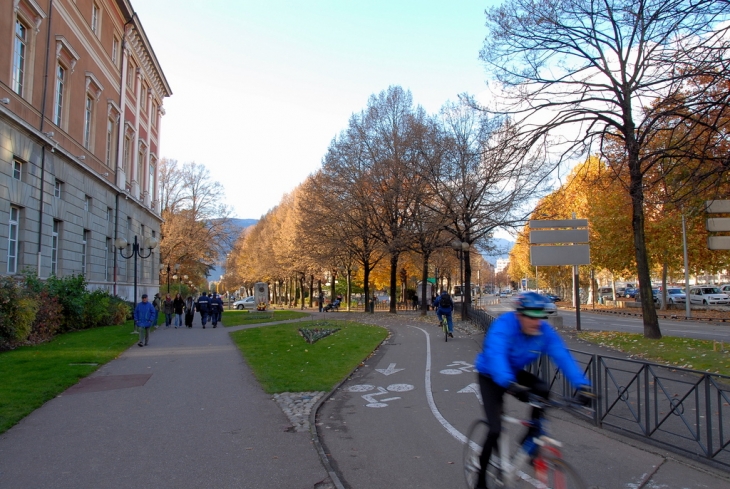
316,313,730,489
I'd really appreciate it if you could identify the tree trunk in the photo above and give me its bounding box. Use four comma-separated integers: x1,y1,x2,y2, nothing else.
389,253,399,313
660,262,668,311
628,147,662,339
463,250,472,321
421,256,430,316
363,260,371,313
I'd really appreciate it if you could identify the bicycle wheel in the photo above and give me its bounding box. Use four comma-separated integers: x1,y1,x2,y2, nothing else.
534,455,587,489
463,419,501,489
443,318,448,342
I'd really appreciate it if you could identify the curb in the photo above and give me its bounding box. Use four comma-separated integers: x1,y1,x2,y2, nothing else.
558,307,730,323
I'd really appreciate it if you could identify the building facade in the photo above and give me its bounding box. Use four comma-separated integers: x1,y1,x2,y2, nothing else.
0,0,171,300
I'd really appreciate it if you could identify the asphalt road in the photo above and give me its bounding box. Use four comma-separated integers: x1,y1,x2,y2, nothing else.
317,313,730,489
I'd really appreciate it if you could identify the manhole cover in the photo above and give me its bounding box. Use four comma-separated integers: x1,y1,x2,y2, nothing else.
64,374,152,395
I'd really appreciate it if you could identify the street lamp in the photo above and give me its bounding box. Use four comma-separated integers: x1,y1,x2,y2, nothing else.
115,235,158,331
451,239,470,320
172,272,187,294
162,263,180,293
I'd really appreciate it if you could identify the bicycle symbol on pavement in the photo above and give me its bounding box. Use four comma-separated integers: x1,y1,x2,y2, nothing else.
347,383,415,408
440,361,476,375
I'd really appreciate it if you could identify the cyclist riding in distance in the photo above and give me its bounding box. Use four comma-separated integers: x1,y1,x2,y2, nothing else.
472,291,592,489
433,290,454,338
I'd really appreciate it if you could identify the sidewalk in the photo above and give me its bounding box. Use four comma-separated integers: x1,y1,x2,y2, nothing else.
0,317,329,489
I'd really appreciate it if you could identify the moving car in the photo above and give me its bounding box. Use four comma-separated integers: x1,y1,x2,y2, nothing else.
233,296,256,310
499,290,510,298
688,287,730,305
545,294,561,302
543,296,558,315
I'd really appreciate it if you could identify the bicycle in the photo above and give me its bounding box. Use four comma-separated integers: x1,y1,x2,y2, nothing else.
464,393,588,489
441,314,449,342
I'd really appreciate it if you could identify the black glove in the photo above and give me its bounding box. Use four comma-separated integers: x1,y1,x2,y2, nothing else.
575,386,595,407
507,382,530,402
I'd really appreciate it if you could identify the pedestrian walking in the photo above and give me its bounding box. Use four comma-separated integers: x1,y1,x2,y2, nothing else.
173,293,185,328
318,291,324,313
163,294,174,328
134,294,158,347
209,293,220,328
197,292,210,328
184,295,195,327
152,293,161,312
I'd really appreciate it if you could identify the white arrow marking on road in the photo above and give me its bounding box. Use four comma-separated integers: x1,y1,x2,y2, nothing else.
458,383,483,405
376,363,405,376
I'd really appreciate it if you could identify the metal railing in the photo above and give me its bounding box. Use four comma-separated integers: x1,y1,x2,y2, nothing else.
467,307,730,468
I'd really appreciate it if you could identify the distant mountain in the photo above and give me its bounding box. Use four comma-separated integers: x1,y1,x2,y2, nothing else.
209,218,258,281
479,238,515,264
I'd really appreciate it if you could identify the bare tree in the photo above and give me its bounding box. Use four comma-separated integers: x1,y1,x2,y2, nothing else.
480,0,730,338
420,99,550,317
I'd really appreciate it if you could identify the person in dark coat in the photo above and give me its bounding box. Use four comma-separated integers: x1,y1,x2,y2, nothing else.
134,294,158,347
209,293,224,328
197,292,210,328
184,296,195,327
173,293,185,328
163,294,174,328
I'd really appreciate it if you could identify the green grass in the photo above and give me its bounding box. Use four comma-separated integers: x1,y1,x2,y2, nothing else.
230,320,388,392
222,310,309,326
577,331,730,375
0,322,139,434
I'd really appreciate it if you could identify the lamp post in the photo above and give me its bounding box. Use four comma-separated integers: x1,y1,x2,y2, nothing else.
451,239,470,320
162,263,180,293
172,273,187,294
115,235,158,331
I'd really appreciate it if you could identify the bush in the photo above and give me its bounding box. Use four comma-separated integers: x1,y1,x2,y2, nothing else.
0,277,39,345
28,290,63,342
107,295,131,325
45,275,87,332
81,289,111,329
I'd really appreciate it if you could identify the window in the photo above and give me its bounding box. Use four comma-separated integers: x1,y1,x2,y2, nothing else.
107,206,112,222
12,160,22,180
105,237,112,281
123,136,131,178
81,230,89,276
54,179,63,198
91,3,100,36
83,95,93,149
137,146,145,184
127,216,132,230
12,20,27,96
126,60,135,89
7,207,20,274
51,220,60,276
112,36,119,66
105,118,115,166
84,195,91,212
148,158,156,199
151,102,158,128
53,64,66,126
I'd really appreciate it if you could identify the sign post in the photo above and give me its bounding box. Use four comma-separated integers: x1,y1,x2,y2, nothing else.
529,218,590,331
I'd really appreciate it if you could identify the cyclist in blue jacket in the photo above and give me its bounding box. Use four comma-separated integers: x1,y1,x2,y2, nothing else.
433,290,454,337
472,291,591,489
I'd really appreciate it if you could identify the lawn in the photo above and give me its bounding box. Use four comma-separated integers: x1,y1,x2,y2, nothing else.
230,319,388,393
0,322,139,434
222,309,309,326
577,331,730,375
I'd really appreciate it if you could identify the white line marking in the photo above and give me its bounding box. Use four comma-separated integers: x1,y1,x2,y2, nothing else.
411,326,468,444
376,363,405,376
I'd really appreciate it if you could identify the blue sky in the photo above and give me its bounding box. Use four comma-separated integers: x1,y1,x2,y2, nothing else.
133,1,496,219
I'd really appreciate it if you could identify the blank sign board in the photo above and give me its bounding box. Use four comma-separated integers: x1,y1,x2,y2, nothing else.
706,201,730,214
530,229,589,244
529,219,588,229
531,245,591,266
708,236,730,250
707,218,730,232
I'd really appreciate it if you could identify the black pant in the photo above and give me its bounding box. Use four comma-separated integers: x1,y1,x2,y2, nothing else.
476,371,549,488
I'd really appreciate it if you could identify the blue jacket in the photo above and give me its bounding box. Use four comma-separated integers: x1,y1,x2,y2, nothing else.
134,301,158,328
196,295,210,312
474,311,589,389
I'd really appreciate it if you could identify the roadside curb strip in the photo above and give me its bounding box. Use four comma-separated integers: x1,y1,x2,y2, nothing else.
558,307,729,323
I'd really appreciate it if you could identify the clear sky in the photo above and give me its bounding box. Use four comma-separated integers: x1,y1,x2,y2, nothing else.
132,1,496,220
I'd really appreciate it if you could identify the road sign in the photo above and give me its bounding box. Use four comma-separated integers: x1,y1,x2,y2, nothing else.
531,245,591,266
529,219,590,266
706,200,730,250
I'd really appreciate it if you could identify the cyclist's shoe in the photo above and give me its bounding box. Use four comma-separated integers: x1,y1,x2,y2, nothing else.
448,332,454,338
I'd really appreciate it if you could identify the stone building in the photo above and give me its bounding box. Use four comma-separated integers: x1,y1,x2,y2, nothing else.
0,0,171,300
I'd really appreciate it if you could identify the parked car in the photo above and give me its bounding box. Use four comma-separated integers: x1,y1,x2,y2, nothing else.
598,287,614,301
635,288,660,304
721,284,730,295
688,287,730,305
233,296,257,310
625,288,638,298
543,296,558,315
499,290,510,298
663,288,686,305
616,287,627,298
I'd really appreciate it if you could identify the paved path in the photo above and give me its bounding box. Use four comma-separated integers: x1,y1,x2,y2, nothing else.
316,311,730,489
0,317,329,489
